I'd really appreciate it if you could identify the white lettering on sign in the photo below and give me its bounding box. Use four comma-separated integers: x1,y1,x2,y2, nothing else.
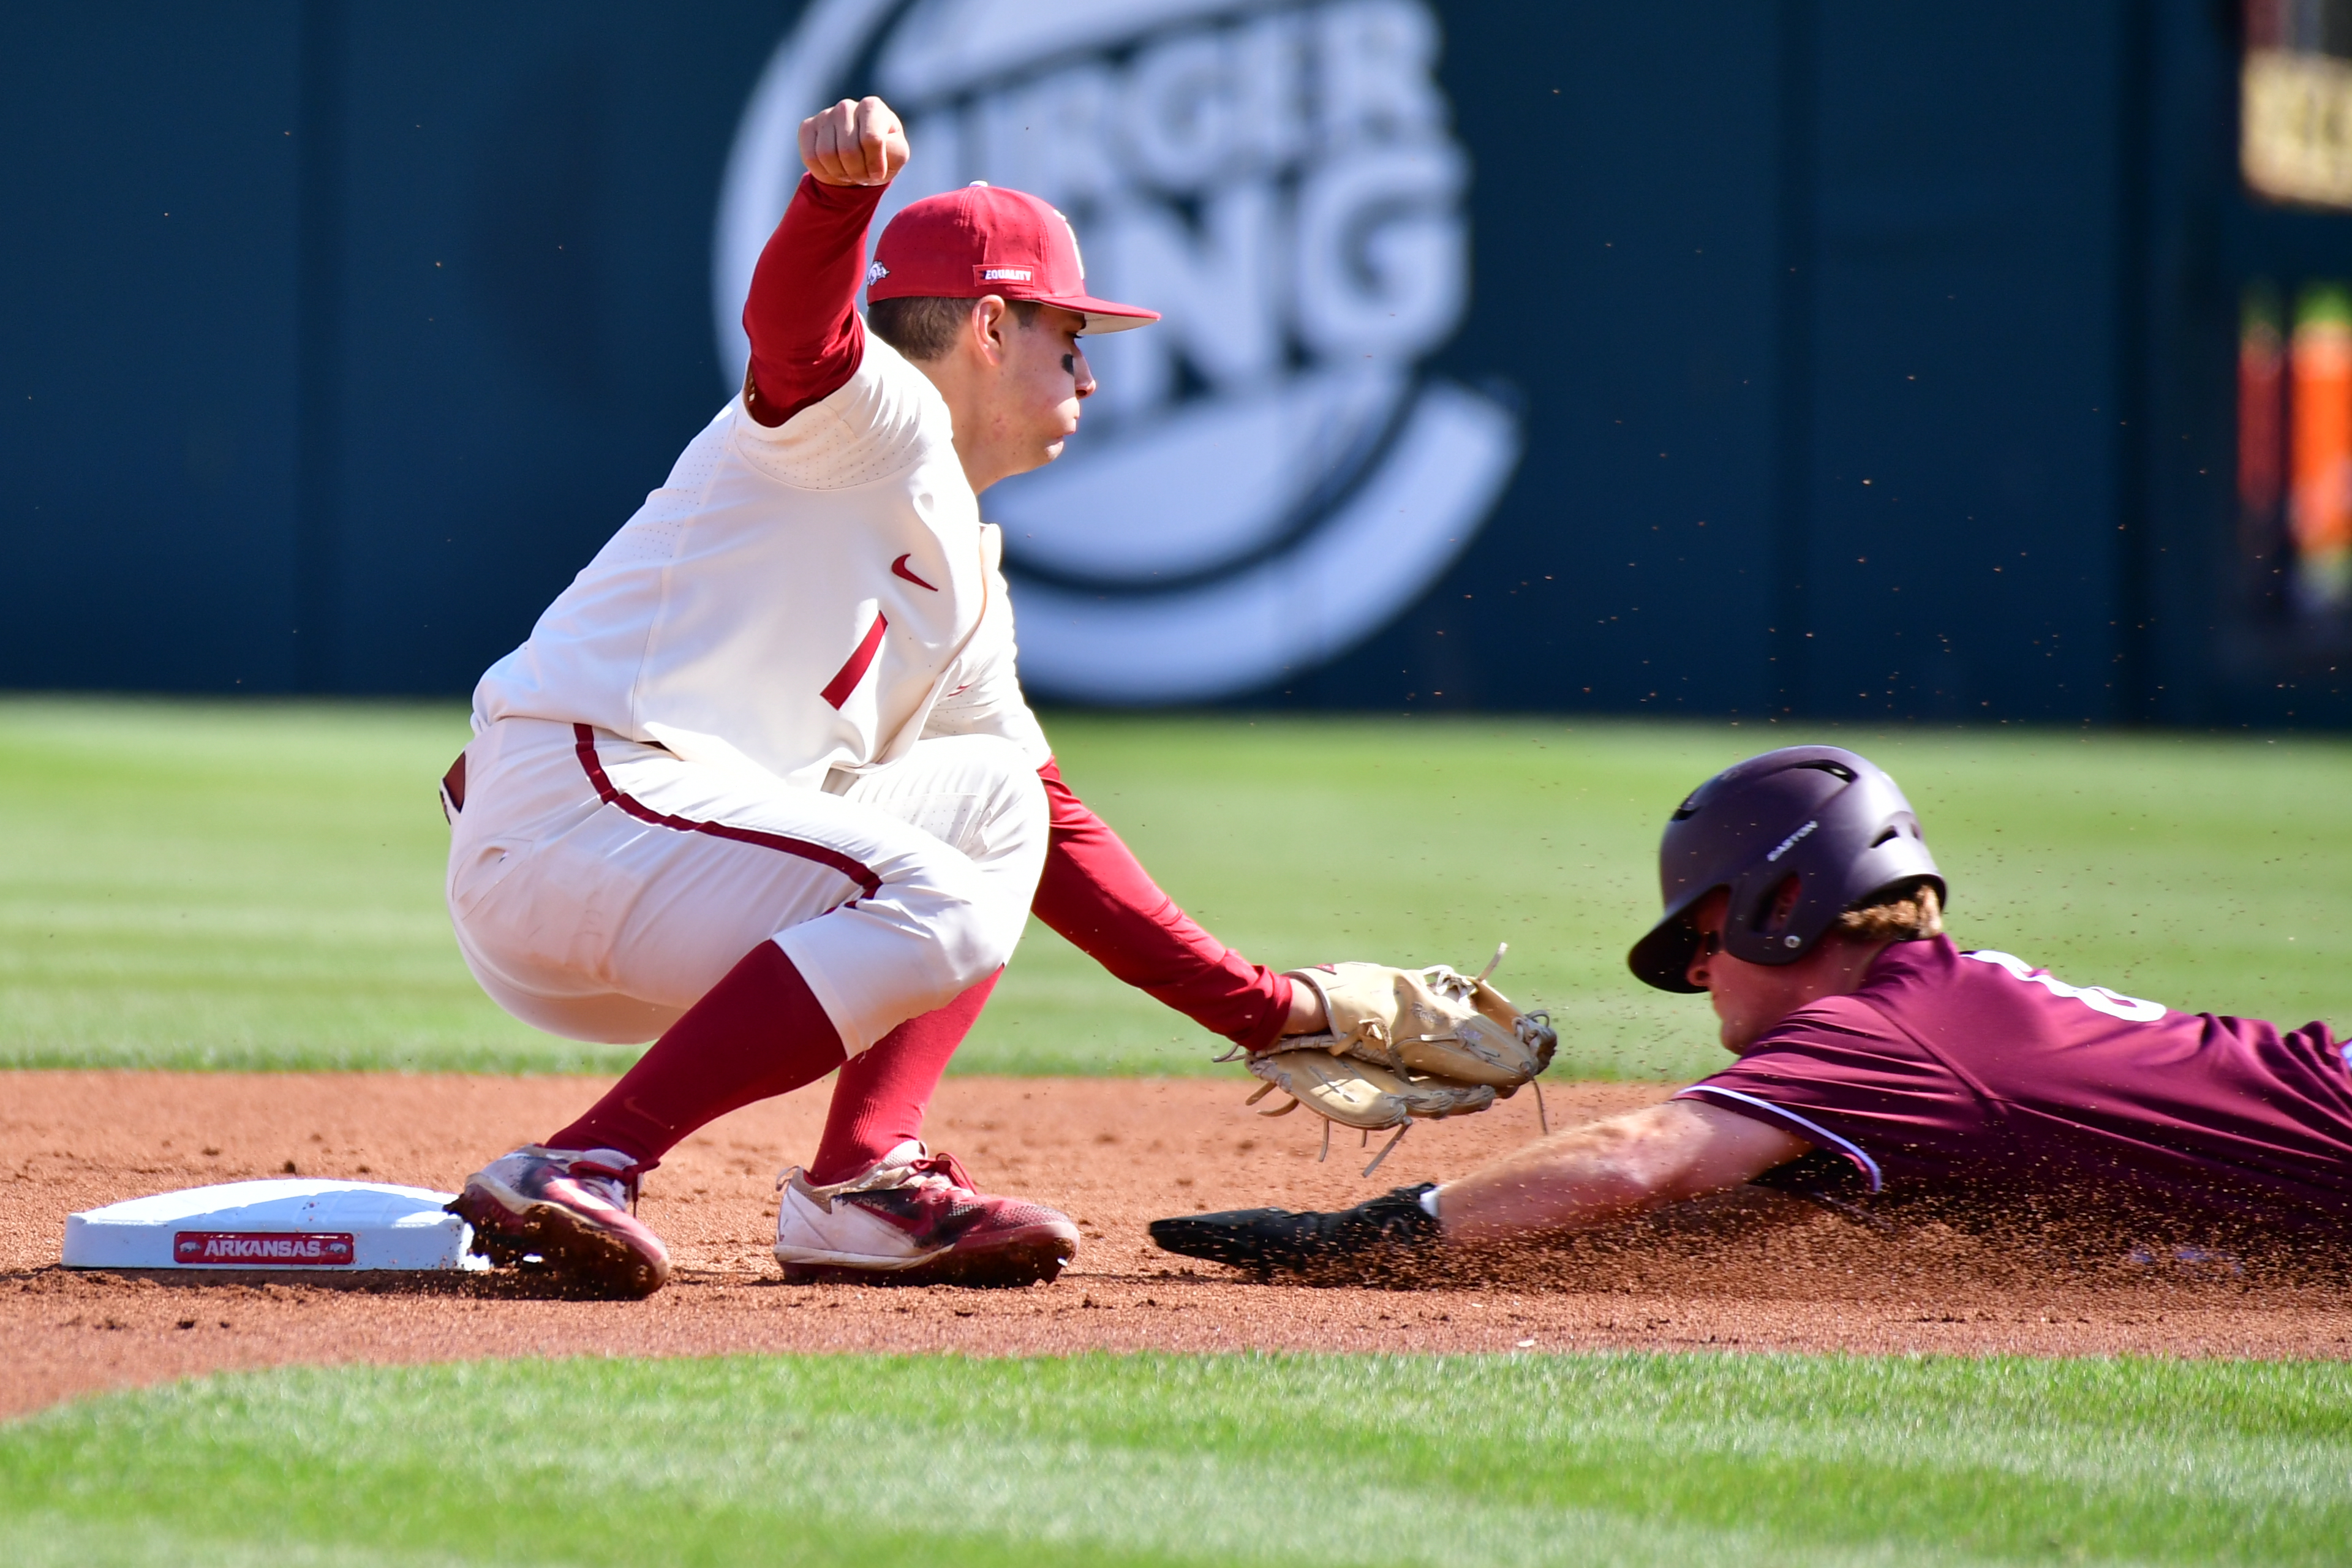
717,0,1521,703
172,1231,356,1266
1964,950,2169,1023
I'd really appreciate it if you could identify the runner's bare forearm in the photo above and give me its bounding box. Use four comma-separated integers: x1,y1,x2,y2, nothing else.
1437,1100,1809,1246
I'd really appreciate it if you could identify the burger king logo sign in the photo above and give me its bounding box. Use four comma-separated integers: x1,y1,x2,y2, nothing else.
717,0,1520,703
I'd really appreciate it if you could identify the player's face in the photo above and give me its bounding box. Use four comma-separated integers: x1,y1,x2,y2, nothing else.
997,305,1094,472
1684,889,1840,1054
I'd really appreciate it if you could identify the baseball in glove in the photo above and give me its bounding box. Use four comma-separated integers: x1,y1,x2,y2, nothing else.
1235,945,1556,1176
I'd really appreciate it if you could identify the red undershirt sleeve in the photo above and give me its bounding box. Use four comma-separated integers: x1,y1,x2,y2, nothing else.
1031,760,1295,1052
741,173,888,428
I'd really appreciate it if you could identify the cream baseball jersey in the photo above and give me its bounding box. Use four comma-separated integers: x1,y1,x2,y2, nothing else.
473,334,1046,790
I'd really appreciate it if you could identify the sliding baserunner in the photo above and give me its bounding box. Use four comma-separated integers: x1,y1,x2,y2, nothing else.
1152,745,2352,1275
440,97,1339,1296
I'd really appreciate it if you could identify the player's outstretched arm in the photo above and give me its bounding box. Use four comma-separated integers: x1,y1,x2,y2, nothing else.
1147,1098,1812,1277
1031,761,1304,1051
741,97,911,428
1437,1100,1809,1246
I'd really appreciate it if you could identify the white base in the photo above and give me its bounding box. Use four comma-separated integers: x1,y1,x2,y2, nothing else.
63,1179,488,1272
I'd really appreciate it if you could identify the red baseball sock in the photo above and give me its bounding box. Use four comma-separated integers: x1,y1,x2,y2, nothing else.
545,941,846,1170
806,971,1000,1185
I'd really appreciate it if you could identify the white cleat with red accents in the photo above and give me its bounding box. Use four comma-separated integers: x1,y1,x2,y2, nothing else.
774,1140,1079,1287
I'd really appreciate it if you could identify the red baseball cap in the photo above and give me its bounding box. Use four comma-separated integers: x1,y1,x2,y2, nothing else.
868,183,1159,334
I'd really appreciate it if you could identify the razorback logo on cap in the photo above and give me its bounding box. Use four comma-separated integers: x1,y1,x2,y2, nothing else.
173,1231,356,1266
864,261,889,285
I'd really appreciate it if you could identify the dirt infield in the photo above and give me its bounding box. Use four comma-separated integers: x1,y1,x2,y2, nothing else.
4,1071,2348,1417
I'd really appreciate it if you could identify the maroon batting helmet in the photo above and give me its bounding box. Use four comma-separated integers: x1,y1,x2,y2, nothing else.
1627,746,1945,993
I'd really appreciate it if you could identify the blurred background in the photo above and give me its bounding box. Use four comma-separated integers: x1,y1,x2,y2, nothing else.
4,0,2347,725
2,4,2350,1084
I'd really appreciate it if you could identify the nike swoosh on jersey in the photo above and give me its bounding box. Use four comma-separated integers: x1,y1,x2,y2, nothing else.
890,554,938,590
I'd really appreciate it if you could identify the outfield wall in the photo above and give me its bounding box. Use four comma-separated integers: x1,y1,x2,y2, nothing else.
2,2,2343,725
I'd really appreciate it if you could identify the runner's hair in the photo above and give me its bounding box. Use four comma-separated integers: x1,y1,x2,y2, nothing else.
868,296,1044,361
1838,881,1943,942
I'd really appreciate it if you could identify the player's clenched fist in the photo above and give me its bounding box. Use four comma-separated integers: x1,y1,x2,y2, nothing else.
800,96,908,187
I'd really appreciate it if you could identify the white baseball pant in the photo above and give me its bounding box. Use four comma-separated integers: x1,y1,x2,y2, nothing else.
445,716,1047,1052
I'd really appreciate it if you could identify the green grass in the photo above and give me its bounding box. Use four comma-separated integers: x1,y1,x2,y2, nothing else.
4,1352,2350,1566
2,698,2348,1077
0,699,569,1071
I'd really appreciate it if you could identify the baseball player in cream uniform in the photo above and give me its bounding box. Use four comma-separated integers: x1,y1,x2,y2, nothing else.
442,98,1331,1296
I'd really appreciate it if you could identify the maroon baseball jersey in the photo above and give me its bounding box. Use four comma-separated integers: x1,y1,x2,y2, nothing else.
1678,936,2352,1238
